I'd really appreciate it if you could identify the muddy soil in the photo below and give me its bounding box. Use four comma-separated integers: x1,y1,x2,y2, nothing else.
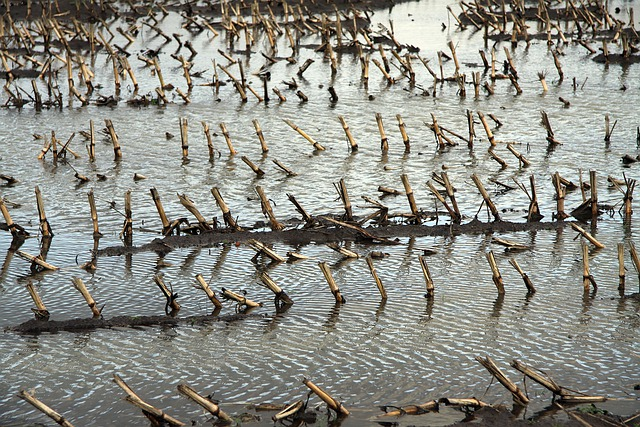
9,312,262,334
447,404,639,427
95,217,570,256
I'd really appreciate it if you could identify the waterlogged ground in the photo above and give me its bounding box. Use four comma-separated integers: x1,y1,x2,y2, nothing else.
1,0,640,425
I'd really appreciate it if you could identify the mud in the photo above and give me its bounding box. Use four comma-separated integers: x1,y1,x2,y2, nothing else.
447,404,639,427
96,217,570,256
9,312,263,334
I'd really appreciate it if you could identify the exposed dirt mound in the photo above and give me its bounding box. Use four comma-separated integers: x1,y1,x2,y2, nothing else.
97,218,570,256
10,312,263,334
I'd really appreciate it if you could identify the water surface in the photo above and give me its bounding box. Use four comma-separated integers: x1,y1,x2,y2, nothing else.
1,0,639,425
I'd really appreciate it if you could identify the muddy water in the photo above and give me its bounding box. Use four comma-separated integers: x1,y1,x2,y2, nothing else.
1,0,640,425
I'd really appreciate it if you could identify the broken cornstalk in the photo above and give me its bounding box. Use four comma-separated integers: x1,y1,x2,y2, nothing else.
177,193,211,231
252,119,269,153
219,122,237,155
365,256,387,299
618,243,625,292
120,190,133,245
176,384,233,423
17,390,75,427
541,111,560,145
259,272,294,305
508,259,535,293
486,251,505,294
419,255,435,298
327,243,359,259
149,188,172,235
17,250,58,271
210,187,242,231
375,113,389,152
256,186,283,231
338,116,358,152
552,173,568,220
581,242,597,292
194,274,223,310
471,174,501,221
179,117,188,159
221,287,262,309
477,111,496,146
25,281,49,320
318,262,346,303
401,174,421,224
247,239,286,263
631,242,640,292
396,114,410,153
104,119,122,159
154,274,181,314
510,360,606,403
33,186,53,237
113,374,184,426
283,119,325,151
377,400,438,417
303,378,350,417
0,198,28,237
475,356,529,405
334,178,353,221
570,223,605,249
71,277,102,318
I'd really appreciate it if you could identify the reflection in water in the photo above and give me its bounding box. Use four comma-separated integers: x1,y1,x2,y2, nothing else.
263,304,291,334
330,257,357,270
339,151,357,176
124,253,133,278
0,243,20,286
328,416,346,427
406,235,416,253
155,251,172,271
210,306,222,317
491,294,505,319
110,158,123,179
38,236,52,263
420,296,435,323
211,243,232,281
73,332,91,349
510,403,526,420
580,289,597,322
622,216,632,241
274,299,294,315
83,236,100,272
180,248,201,272
17,266,53,284
378,153,389,167
158,324,179,341
551,226,564,269
441,235,456,268
259,259,282,273
398,236,416,274
323,302,343,331
523,291,535,307
374,299,387,322
528,401,574,423
237,305,258,316
24,335,41,354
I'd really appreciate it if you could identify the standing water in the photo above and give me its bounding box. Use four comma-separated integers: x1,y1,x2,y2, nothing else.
0,0,639,425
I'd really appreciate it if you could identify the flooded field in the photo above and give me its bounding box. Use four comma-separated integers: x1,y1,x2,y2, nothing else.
1,0,639,425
